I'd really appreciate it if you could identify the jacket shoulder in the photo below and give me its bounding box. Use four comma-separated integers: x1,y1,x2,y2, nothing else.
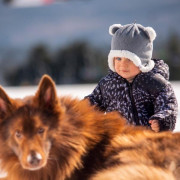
152,59,169,80
136,72,169,95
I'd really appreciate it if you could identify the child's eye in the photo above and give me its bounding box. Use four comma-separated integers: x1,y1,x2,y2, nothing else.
116,57,121,61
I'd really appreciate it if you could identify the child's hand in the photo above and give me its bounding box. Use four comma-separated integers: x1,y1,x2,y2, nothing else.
149,120,160,132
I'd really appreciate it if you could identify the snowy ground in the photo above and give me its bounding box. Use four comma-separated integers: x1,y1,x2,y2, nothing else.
0,82,180,177
2,81,180,131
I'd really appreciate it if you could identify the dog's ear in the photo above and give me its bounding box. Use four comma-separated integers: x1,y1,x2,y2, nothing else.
0,86,13,118
35,75,58,110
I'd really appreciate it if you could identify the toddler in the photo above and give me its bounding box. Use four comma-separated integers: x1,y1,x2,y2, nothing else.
86,23,178,132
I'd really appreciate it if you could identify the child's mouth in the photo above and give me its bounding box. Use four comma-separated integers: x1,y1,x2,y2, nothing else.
121,70,129,73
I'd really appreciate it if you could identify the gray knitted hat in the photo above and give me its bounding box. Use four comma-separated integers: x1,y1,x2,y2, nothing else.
108,23,156,72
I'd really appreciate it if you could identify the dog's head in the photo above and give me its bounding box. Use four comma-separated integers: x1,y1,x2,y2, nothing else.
0,75,62,171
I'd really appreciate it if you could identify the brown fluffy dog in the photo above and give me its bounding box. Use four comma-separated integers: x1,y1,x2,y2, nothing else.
0,75,179,180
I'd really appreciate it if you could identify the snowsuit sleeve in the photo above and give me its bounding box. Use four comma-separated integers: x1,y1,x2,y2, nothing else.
85,82,107,111
149,83,178,131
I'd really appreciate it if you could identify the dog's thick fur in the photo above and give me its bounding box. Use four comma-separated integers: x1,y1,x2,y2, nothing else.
0,75,180,180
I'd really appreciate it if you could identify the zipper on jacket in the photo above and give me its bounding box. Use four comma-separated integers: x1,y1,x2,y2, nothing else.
128,82,140,125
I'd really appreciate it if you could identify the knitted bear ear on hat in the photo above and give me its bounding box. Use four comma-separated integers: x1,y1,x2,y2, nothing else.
109,24,122,35
145,27,157,42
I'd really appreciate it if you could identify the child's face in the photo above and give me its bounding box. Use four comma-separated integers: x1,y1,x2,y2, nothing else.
114,57,141,79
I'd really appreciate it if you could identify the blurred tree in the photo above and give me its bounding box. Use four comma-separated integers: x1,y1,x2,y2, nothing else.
5,41,107,86
5,44,52,85
25,44,53,83
157,33,180,80
53,41,107,84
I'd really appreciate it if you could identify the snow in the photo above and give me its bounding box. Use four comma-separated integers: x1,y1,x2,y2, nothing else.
2,82,180,131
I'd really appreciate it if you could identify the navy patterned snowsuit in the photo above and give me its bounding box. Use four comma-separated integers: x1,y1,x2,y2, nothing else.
86,59,178,131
